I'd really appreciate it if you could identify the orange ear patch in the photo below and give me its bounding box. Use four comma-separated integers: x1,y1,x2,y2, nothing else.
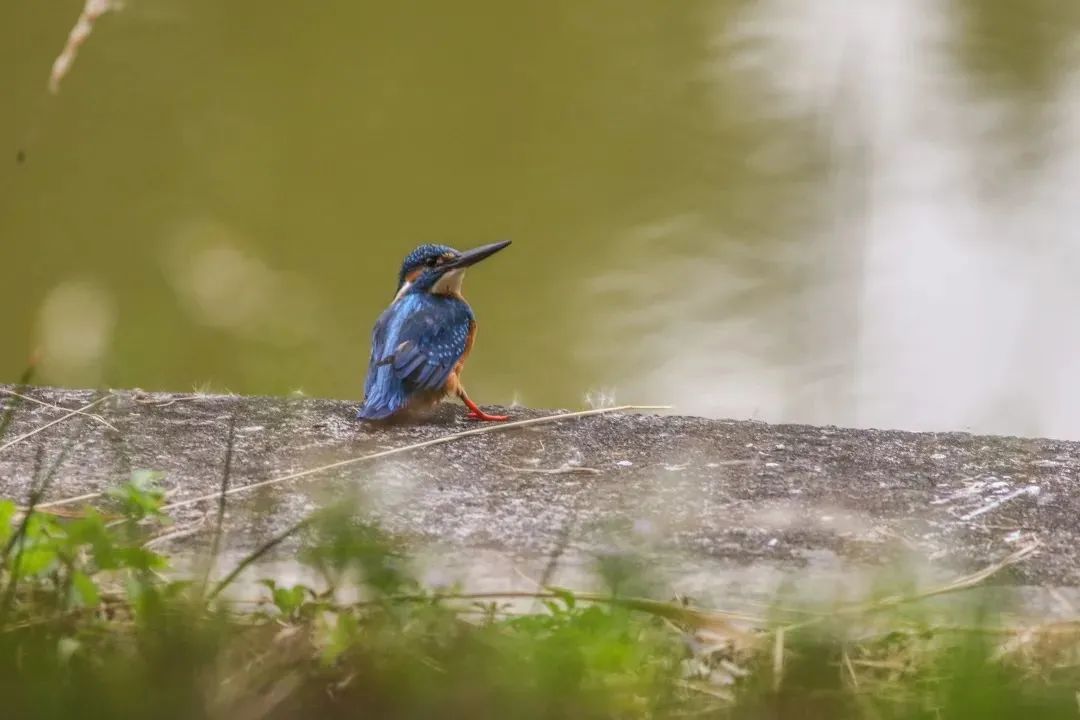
406,267,424,283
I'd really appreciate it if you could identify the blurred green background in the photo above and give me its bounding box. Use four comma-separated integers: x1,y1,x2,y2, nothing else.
3,0,1080,438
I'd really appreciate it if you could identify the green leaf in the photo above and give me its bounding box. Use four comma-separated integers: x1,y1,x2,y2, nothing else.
22,512,56,542
66,510,108,544
57,637,81,664
17,546,57,577
161,580,194,600
551,587,577,610
259,580,312,617
124,574,146,605
107,470,167,521
72,571,100,606
0,499,15,550
273,585,311,617
113,546,167,572
129,469,164,491
324,611,358,665
542,600,563,616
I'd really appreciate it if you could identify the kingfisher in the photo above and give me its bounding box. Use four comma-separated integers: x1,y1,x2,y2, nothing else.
357,240,512,422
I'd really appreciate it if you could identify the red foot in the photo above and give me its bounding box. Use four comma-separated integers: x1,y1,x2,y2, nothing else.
461,394,508,422
466,410,509,422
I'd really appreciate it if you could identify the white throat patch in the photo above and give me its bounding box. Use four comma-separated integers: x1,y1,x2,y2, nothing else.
431,268,465,296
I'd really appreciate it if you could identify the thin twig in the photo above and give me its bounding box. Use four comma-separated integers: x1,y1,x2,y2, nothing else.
202,413,238,593
782,542,1042,634
843,647,860,688
675,680,734,703
35,492,106,511
773,626,785,691
1,445,51,624
0,361,40,443
507,564,764,632
851,541,1041,610
0,394,112,455
512,566,545,590
143,516,208,548
132,394,205,408
162,405,668,513
4,439,79,553
959,486,1040,521
208,517,311,600
12,496,123,524
537,518,575,590
347,589,764,630
0,389,118,432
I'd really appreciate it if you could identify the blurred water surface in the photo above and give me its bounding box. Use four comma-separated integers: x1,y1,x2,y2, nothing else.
3,0,1080,438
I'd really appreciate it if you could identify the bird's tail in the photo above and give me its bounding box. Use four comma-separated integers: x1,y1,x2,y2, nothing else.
356,375,408,421
356,400,400,421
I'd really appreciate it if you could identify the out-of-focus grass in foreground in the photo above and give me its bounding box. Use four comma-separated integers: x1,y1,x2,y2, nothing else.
2,473,1079,720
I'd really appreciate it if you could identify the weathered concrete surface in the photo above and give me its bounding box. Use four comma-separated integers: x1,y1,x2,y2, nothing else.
1,385,1078,603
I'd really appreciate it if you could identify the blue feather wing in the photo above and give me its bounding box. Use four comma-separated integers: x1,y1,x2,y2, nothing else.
359,307,399,419
358,294,473,420
390,305,472,392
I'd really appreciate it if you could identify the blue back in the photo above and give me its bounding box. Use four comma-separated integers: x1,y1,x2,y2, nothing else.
358,292,474,419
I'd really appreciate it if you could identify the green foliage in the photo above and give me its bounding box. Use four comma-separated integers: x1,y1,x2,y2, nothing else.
0,499,15,548
1,483,1079,719
299,505,412,595
106,470,166,522
0,473,169,627
258,578,315,620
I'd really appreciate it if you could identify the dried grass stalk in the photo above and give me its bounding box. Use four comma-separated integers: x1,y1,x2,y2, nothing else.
49,0,118,94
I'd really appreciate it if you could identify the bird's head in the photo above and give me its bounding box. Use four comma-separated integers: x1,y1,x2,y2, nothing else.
395,240,511,299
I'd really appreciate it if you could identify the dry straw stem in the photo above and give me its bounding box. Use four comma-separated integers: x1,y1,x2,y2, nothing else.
0,389,117,432
143,516,208,549
841,541,1040,612
317,589,762,633
557,589,762,631
511,566,760,639
760,542,1043,691
35,492,108,511
49,0,117,94
780,541,1042,635
24,404,666,517
675,679,735,704
772,626,785,690
764,544,1040,691
160,405,668,514
0,394,113,456
842,647,860,688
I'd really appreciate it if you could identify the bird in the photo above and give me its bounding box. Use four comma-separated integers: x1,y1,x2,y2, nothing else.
357,240,512,422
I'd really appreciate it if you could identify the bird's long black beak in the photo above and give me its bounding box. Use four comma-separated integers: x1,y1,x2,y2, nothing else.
444,240,511,270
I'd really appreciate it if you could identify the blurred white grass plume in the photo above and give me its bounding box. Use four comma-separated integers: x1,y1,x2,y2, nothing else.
36,278,116,384
49,0,122,94
584,387,618,409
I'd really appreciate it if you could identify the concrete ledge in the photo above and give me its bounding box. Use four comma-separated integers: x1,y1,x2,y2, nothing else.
1,385,1077,600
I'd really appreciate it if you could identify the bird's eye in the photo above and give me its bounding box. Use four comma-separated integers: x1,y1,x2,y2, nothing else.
425,257,438,267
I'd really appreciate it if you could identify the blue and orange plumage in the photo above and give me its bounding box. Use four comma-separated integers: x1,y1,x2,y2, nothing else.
358,241,511,422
